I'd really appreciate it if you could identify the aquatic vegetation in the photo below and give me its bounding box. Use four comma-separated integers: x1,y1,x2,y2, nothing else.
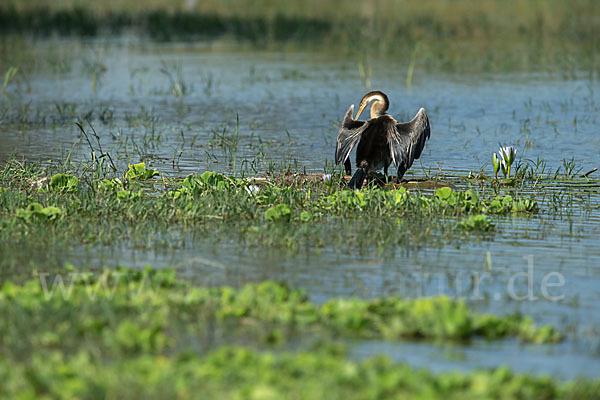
48,173,79,193
457,214,494,232
2,345,599,400
557,158,583,180
124,162,159,181
0,266,590,399
1,0,599,77
0,266,561,347
0,161,544,259
0,65,18,94
1,0,598,44
492,153,501,180
511,157,597,184
265,204,292,222
16,202,62,222
82,59,107,95
499,146,517,179
97,177,123,191
159,60,189,97
492,146,518,181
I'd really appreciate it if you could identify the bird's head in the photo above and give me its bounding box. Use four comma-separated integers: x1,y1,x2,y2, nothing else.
355,90,389,119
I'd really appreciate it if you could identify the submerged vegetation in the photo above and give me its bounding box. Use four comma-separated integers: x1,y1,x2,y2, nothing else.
2,266,593,399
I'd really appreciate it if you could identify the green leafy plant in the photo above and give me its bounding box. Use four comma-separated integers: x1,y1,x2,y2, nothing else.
457,214,494,231
97,178,123,191
16,202,62,222
265,204,292,222
48,173,79,193
492,153,501,179
125,162,159,181
300,210,312,222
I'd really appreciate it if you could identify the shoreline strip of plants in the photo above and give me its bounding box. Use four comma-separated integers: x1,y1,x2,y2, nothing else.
1,0,598,45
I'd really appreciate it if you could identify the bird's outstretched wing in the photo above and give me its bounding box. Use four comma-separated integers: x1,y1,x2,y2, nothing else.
387,108,431,179
335,105,368,165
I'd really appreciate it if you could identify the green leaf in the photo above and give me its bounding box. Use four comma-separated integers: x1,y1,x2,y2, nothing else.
457,214,493,231
300,211,312,222
125,162,159,180
435,186,453,200
265,204,291,222
16,202,62,222
49,173,79,192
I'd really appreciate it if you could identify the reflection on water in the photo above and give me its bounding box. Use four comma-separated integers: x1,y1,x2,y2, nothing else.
1,38,600,378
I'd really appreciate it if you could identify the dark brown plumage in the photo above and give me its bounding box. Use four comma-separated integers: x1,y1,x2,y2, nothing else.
335,90,431,189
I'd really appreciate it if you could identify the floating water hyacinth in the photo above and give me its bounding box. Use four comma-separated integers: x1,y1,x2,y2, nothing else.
498,146,517,179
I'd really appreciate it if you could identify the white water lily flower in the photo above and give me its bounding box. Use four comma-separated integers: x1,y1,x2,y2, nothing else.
498,146,517,178
499,146,516,167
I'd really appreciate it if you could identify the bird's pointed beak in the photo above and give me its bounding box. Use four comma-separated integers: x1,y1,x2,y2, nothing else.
355,102,367,120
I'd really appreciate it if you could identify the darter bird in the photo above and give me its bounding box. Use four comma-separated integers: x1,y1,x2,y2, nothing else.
335,90,431,189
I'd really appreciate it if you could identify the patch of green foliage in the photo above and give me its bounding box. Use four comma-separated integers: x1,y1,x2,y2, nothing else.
0,266,591,399
2,346,599,400
16,202,62,222
457,214,494,231
265,203,292,222
48,173,79,193
124,162,159,181
0,266,561,352
0,162,541,263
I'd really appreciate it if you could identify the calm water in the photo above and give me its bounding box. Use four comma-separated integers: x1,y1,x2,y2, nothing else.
1,38,599,379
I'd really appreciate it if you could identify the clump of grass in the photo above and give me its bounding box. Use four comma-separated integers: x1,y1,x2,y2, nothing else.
514,157,593,183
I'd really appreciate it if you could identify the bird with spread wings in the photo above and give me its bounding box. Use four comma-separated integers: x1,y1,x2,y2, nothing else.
335,91,431,189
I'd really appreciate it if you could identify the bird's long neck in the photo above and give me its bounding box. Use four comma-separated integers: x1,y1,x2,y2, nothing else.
362,91,389,119
355,91,390,120
370,98,388,118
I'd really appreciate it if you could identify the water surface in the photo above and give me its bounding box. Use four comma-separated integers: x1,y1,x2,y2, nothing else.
1,37,599,378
